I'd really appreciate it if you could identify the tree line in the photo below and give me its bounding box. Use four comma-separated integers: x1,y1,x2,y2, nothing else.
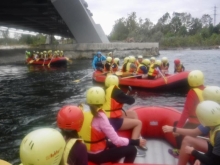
108,12,220,48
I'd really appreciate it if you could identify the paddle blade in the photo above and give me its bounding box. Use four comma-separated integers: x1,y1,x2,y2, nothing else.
73,79,80,83
115,71,123,76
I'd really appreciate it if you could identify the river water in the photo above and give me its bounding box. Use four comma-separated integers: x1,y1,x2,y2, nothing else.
0,49,220,164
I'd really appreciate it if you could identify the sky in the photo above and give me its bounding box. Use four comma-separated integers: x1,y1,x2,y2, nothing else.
86,0,220,35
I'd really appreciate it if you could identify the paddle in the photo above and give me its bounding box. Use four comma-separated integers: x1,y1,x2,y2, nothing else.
42,55,46,66
0,160,12,165
65,57,73,63
158,69,168,84
73,72,93,83
28,59,34,64
121,74,142,79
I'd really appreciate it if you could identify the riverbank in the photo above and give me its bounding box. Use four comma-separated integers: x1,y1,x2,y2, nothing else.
159,45,220,50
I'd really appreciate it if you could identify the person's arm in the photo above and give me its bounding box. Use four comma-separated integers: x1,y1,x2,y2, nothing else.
182,64,185,71
112,88,135,105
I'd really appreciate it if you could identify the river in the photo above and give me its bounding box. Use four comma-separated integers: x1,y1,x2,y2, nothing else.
0,49,220,164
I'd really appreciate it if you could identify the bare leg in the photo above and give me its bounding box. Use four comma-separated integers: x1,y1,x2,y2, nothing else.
178,136,208,165
119,118,142,139
122,111,138,119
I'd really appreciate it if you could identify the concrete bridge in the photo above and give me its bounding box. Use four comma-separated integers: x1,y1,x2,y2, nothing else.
0,0,109,43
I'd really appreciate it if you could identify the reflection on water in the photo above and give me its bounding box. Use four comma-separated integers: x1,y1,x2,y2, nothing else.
0,50,220,164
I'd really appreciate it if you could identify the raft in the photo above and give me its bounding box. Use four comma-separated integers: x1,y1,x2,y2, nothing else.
89,106,182,165
93,71,190,93
26,57,67,66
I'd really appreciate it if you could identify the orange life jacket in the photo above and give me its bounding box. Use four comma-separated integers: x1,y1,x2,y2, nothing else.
175,64,184,72
112,63,118,72
102,85,123,118
78,111,106,152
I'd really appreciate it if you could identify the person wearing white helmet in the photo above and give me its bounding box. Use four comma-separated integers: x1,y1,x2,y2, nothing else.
19,128,66,165
136,55,143,66
163,86,220,165
161,57,169,74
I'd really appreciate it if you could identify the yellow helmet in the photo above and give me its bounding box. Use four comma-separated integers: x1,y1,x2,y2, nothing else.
188,70,204,87
203,86,220,104
54,51,57,55
48,50,52,53
40,52,43,55
43,51,47,54
150,57,156,62
137,55,143,59
129,56,136,63
36,51,39,54
123,57,129,64
162,57,168,63
86,87,105,104
156,60,162,66
20,128,65,165
196,100,220,126
106,56,112,62
60,51,63,55
114,58,120,64
105,75,119,87
142,59,150,66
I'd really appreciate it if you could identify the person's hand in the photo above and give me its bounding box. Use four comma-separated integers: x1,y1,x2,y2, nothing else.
162,125,173,133
139,138,147,147
194,159,201,165
185,146,194,154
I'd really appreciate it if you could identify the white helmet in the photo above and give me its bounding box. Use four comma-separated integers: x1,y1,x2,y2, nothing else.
20,128,65,165
150,57,156,62
203,86,220,104
196,101,220,126
161,57,168,63
137,55,143,59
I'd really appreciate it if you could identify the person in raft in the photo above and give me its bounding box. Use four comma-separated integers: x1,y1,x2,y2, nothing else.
78,86,146,164
103,56,113,72
136,59,150,79
112,58,120,72
174,59,185,73
19,128,66,165
102,75,147,151
121,57,129,72
57,105,88,165
162,86,220,165
92,51,106,72
167,70,205,158
161,57,169,74
147,60,160,79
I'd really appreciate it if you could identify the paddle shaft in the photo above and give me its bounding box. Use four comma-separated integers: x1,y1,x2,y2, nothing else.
121,74,142,79
158,69,167,84
74,72,93,82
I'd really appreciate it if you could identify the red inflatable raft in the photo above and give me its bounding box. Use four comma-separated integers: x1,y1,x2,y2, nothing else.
93,71,190,93
89,106,182,165
26,57,67,66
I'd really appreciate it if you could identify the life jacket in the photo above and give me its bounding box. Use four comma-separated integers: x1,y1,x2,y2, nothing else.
126,62,136,73
148,64,158,77
137,64,148,74
102,86,123,118
188,88,204,124
104,62,111,72
161,62,169,74
210,125,220,146
78,111,106,152
60,139,79,165
135,60,139,67
175,64,184,72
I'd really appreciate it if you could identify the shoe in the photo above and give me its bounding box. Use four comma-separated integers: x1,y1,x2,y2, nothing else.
136,147,146,157
137,146,148,151
168,148,179,158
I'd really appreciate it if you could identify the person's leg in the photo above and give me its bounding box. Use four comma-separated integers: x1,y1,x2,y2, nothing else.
178,136,208,165
119,118,142,139
88,146,137,164
122,110,138,119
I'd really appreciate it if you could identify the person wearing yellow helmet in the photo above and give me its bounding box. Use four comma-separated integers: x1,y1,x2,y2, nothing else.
121,57,129,72
19,128,65,165
162,86,220,165
57,105,87,165
161,57,169,74
104,56,113,72
60,50,64,57
112,58,120,72
126,56,137,73
165,70,205,158
137,59,150,78
80,86,146,164
147,60,160,79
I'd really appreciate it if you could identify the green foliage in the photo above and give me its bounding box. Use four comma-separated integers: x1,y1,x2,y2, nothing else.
109,11,220,48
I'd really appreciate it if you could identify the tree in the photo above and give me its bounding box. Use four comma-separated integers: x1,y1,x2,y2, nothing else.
201,14,212,27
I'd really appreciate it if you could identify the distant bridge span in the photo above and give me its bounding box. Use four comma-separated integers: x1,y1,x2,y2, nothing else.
0,0,109,43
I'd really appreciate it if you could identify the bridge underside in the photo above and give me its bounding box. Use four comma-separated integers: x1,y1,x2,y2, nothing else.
0,0,73,38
